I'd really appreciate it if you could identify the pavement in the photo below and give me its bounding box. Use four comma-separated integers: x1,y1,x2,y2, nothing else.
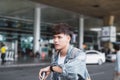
0,56,51,68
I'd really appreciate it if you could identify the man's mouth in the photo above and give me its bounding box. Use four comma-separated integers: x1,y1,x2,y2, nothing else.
55,44,59,46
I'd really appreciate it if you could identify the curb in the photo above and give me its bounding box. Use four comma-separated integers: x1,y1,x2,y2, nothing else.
0,62,50,68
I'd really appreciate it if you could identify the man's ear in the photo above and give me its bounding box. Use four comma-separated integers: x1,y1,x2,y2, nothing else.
67,35,71,41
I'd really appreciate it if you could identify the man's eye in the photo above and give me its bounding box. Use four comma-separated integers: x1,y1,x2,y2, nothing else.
58,36,62,39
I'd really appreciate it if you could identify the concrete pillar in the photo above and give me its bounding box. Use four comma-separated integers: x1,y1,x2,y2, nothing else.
102,15,115,54
78,15,84,49
14,40,18,60
97,31,101,50
104,15,115,26
33,4,41,54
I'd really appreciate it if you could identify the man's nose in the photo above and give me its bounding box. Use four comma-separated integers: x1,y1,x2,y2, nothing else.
54,38,58,43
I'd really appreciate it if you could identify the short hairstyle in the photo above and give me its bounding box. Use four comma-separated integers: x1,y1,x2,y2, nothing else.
52,23,73,38
113,44,120,51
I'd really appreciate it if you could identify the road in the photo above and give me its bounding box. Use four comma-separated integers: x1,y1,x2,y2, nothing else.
0,62,115,80
88,62,114,80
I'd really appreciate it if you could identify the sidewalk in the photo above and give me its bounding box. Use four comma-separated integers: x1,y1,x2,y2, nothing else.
0,56,51,68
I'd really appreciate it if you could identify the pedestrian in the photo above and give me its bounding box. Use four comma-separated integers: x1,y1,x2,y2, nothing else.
0,43,7,64
113,44,120,80
39,23,91,80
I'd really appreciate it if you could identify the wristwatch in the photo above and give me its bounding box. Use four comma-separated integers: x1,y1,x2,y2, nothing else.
50,65,54,72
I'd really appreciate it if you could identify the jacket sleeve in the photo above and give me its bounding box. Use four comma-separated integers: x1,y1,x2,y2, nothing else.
85,68,91,80
116,52,120,72
59,50,87,79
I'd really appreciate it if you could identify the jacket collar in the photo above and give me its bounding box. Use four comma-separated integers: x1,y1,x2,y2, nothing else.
54,45,74,64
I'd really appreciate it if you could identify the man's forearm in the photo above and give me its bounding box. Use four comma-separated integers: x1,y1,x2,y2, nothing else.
51,66,62,73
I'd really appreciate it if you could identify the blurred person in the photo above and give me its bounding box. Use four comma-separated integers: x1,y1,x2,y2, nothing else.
0,43,7,64
113,44,120,80
39,23,91,80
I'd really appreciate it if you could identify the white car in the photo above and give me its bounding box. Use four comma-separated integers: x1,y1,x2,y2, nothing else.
85,50,106,65
106,52,116,62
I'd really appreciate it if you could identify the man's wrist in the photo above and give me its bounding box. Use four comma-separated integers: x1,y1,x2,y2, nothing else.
50,65,54,72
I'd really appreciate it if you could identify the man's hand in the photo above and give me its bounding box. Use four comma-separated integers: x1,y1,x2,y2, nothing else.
39,66,51,80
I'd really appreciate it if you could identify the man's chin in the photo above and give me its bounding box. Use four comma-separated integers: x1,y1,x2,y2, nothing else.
55,47,61,50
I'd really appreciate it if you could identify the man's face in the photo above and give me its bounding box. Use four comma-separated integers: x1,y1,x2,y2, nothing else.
53,33,70,50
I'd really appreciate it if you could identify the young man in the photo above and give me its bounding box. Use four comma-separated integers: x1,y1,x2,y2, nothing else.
113,44,120,80
39,23,90,80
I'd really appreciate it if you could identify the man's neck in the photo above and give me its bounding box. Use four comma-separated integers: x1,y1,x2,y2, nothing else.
59,44,69,57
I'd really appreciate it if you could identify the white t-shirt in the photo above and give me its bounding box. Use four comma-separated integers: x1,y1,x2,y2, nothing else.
58,53,66,64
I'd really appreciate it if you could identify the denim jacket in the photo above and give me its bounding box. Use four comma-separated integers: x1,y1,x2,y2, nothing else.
115,50,120,73
51,45,90,80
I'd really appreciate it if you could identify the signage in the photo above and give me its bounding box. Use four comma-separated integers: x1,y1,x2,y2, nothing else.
101,26,116,42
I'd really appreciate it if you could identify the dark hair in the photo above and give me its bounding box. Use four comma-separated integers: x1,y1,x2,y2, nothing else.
52,23,73,38
113,44,120,51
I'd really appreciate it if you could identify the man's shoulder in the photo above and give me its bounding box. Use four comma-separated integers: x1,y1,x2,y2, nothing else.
72,47,84,53
71,47,85,56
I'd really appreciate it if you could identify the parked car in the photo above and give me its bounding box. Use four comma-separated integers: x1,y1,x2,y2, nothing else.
85,50,106,65
106,52,116,62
